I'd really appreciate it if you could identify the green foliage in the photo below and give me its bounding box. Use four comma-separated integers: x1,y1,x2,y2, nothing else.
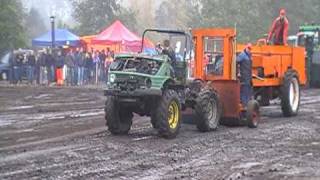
155,0,201,30
0,0,26,54
57,19,71,30
153,0,320,42
199,0,320,42
71,0,137,35
116,8,137,32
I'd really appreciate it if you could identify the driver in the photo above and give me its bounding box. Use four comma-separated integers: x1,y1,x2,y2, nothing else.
162,39,176,64
161,39,177,77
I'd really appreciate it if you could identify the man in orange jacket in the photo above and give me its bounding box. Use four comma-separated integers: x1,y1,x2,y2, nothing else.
267,8,289,45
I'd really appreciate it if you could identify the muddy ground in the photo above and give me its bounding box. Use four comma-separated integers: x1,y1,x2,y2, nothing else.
0,84,320,180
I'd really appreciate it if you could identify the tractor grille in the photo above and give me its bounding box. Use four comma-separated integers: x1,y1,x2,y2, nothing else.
115,76,145,91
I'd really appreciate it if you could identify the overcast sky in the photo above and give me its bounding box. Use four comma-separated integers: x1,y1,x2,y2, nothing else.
21,0,163,29
22,0,73,28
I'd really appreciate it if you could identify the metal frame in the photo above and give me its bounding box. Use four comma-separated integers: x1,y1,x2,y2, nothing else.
141,29,191,62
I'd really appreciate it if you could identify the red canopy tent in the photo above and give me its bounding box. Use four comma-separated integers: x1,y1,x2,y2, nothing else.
91,20,153,52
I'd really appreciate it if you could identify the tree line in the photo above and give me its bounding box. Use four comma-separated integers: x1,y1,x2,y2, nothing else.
1,0,319,55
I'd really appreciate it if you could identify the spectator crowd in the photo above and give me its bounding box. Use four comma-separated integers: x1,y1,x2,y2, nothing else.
5,47,115,86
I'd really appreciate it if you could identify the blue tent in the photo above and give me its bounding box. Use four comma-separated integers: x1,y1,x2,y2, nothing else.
32,29,80,47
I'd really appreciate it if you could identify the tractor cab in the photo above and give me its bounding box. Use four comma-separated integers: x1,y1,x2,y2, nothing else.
192,29,237,81
141,29,192,85
298,25,320,87
298,25,320,47
191,28,259,127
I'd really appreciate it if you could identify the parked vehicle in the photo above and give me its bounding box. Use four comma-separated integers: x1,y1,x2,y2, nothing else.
0,52,11,80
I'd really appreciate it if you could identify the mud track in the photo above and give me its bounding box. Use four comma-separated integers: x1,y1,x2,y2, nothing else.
0,85,320,179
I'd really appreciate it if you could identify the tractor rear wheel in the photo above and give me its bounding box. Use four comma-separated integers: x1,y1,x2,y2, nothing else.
150,118,158,129
280,71,300,117
152,90,181,139
195,89,221,132
105,96,133,135
247,100,260,128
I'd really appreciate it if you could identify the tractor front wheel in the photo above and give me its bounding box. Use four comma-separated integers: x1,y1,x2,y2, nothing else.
152,90,181,139
105,96,133,135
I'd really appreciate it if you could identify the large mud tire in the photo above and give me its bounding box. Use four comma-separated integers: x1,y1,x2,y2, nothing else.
195,89,221,132
105,96,133,135
280,70,300,117
150,118,157,129
247,100,260,128
152,90,181,139
150,107,158,129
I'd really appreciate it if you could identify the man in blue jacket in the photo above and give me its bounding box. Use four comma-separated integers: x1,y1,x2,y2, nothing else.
26,51,36,84
237,43,253,107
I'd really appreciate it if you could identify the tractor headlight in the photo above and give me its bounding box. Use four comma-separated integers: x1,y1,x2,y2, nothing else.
109,74,116,83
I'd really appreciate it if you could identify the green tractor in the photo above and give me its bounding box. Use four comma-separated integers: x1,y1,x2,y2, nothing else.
104,29,207,139
298,25,320,87
104,29,220,139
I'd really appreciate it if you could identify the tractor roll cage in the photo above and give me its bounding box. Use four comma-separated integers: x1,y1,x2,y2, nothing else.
141,28,191,62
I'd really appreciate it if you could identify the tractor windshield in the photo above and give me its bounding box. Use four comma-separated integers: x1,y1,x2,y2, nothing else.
297,31,319,47
141,29,191,62
204,37,224,76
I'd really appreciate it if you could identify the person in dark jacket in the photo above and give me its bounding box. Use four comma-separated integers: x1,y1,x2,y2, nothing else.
34,52,40,85
45,50,55,84
162,39,176,77
99,49,107,82
73,49,79,85
237,43,253,107
65,50,75,86
26,51,36,84
93,50,100,84
75,49,85,85
84,52,93,84
162,39,176,63
8,51,14,84
13,53,24,84
37,51,47,85
11,52,19,84
38,51,47,85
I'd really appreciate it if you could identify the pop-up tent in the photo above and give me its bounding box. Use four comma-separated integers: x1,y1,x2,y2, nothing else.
91,20,153,52
32,29,80,47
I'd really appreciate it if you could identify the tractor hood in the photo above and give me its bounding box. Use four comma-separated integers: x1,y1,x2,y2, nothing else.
109,53,171,76
115,53,168,62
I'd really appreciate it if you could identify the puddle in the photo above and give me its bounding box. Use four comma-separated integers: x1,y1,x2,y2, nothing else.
311,142,320,145
24,110,104,121
34,94,52,99
232,162,262,169
132,136,153,141
0,119,14,127
70,111,104,118
7,105,34,110
17,136,38,142
20,128,34,132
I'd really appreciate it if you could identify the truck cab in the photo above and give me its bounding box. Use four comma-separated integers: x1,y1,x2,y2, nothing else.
298,25,320,87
